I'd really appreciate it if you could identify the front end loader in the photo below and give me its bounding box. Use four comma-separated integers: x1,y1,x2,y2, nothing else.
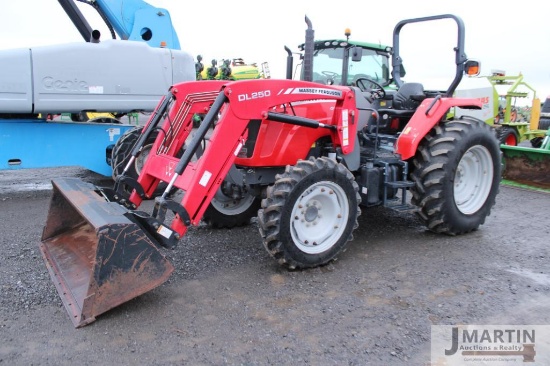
39,14,502,327
40,78,361,327
40,178,174,327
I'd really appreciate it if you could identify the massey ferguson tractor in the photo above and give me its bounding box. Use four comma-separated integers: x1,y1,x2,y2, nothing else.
39,14,502,327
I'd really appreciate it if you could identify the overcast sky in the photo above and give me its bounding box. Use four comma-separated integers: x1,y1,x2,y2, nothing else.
1,0,549,103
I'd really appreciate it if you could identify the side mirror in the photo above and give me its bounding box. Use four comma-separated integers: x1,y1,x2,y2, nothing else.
465,60,481,76
351,46,362,62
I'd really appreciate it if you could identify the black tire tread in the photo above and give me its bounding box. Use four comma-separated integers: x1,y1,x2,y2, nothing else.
111,127,143,180
410,117,501,235
258,157,361,269
111,126,168,197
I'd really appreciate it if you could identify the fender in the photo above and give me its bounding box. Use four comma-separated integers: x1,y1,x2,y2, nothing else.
395,97,482,160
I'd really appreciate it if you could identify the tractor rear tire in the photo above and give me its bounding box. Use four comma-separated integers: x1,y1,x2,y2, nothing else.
496,126,519,146
410,116,501,235
258,157,361,269
203,188,261,228
111,126,168,198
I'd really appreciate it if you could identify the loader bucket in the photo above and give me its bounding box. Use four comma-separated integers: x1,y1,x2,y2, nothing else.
39,178,174,328
501,145,550,189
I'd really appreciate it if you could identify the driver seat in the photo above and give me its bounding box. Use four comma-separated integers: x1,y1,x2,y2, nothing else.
369,82,426,133
392,82,425,110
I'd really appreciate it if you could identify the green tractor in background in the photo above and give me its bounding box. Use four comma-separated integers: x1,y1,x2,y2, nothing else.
487,70,547,147
196,57,270,81
487,72,550,189
192,56,270,127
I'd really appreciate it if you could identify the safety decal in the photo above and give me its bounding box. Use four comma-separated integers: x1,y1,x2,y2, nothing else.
107,128,121,142
156,225,173,239
199,170,212,187
342,110,349,146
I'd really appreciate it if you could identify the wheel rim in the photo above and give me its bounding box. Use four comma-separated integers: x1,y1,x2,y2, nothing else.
290,181,349,254
210,190,257,215
505,133,517,146
453,145,494,215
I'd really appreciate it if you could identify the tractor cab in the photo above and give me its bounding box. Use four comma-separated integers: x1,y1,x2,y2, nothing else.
286,17,402,113
299,39,393,88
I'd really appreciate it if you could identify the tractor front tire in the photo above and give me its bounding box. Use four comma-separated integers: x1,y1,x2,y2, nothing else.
410,116,501,235
258,157,361,269
203,187,261,228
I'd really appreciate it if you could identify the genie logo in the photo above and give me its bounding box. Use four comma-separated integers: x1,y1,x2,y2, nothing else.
42,77,88,92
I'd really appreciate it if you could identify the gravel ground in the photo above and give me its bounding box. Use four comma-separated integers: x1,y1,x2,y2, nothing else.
1,167,549,365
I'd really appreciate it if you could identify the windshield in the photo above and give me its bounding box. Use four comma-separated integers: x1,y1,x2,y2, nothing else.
309,47,390,86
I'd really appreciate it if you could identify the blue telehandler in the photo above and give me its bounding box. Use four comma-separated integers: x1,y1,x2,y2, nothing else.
0,0,195,176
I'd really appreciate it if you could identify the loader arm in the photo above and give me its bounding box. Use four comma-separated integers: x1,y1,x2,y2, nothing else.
128,79,360,240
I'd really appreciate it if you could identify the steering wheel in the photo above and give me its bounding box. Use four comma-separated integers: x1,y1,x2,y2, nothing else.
354,77,386,100
321,71,340,85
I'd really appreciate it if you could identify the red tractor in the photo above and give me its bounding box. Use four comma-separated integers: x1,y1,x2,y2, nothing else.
40,14,502,327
